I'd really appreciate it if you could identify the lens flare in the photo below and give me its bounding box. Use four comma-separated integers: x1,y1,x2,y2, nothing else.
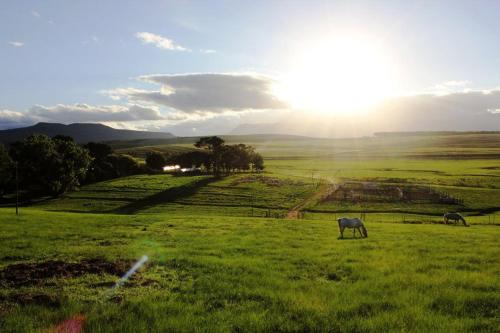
49,255,149,333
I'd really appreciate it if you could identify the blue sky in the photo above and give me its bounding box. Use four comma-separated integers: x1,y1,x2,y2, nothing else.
1,0,499,136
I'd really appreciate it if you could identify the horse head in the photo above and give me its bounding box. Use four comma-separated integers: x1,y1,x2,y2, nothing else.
361,225,368,238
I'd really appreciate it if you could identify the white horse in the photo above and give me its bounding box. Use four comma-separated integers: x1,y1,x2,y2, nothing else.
444,212,468,226
338,217,368,239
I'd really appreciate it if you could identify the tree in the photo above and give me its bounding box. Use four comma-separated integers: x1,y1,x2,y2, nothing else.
83,142,114,183
195,136,225,176
191,137,264,175
145,152,166,171
0,144,13,197
194,136,225,151
106,154,140,177
84,142,113,161
52,136,92,195
168,150,210,169
9,134,91,196
250,152,264,171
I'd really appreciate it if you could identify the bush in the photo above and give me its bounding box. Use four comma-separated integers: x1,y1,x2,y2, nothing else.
145,152,166,171
106,154,140,177
0,144,13,197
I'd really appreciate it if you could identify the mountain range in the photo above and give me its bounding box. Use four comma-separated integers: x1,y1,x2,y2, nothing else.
0,122,175,144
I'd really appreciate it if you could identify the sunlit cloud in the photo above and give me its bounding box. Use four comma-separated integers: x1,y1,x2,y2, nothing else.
135,32,188,51
425,80,472,96
105,73,288,116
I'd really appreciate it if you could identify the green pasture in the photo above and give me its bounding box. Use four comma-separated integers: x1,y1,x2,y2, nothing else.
1,132,499,332
0,209,498,332
36,173,316,218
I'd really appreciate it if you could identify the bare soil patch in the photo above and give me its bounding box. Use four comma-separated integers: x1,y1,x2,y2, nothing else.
0,258,133,287
0,292,62,307
323,181,463,205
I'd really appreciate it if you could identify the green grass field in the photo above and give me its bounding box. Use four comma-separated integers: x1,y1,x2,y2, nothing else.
0,132,499,332
1,210,498,332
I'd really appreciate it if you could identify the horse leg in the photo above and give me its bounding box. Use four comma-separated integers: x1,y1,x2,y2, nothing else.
339,226,344,239
352,228,356,238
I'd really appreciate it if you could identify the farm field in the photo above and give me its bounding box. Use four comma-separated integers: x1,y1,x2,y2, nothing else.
37,174,316,218
0,210,498,332
1,132,499,332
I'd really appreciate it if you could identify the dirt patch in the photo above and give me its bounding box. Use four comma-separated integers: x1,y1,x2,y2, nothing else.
0,292,62,307
323,181,463,205
0,258,133,287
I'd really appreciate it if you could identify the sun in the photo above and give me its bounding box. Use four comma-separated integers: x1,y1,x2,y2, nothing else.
277,35,396,115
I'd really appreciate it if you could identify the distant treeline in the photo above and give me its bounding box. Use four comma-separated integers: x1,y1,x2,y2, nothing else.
374,131,500,137
0,134,263,199
145,136,264,176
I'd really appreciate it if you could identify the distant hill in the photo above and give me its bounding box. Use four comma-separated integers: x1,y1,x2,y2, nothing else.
0,122,175,144
107,133,315,150
374,131,500,137
229,123,285,135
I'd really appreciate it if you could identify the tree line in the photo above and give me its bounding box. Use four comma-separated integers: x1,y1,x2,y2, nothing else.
0,134,264,199
0,134,141,198
145,136,264,176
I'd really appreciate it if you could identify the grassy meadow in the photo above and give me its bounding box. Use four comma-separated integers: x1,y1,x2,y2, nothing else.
1,132,499,332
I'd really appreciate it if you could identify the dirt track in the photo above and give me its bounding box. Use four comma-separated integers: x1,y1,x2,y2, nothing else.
285,181,336,219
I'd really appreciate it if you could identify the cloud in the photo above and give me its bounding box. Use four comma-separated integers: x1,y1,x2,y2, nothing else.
229,88,500,138
135,32,188,51
29,103,165,122
105,73,288,116
0,103,169,129
31,10,40,18
200,49,216,54
425,80,472,96
0,110,37,129
8,41,25,48
371,89,500,132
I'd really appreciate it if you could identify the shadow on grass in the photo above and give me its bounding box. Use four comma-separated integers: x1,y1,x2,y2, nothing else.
337,237,367,241
112,177,218,214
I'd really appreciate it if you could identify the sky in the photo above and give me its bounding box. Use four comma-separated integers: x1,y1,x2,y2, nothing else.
1,0,499,137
